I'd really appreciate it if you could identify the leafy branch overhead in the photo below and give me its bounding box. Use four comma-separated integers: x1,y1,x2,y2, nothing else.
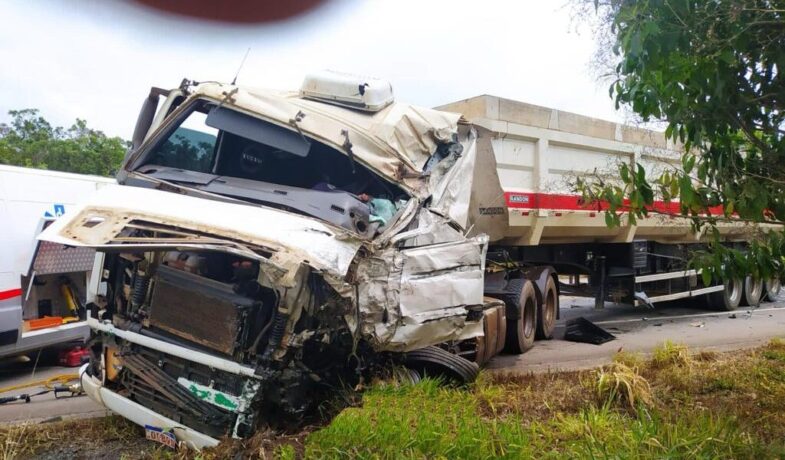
578,0,785,282
0,109,128,177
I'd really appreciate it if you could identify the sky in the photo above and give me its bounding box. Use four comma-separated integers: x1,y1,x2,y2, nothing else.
0,0,618,140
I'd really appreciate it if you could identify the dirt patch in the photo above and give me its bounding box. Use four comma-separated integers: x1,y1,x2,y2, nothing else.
477,369,595,420
1,416,154,459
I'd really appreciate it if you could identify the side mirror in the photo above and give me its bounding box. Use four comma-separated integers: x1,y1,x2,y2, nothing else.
131,87,169,151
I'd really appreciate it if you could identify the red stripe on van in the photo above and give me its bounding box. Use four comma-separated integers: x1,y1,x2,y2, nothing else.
0,289,22,301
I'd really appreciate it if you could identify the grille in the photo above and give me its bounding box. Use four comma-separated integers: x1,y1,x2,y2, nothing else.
119,349,235,437
149,265,257,356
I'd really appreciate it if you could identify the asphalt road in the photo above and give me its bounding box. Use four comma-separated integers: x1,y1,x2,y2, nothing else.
488,295,785,373
0,348,108,424
1,296,785,424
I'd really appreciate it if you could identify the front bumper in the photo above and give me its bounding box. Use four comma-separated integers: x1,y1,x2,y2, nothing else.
79,363,220,450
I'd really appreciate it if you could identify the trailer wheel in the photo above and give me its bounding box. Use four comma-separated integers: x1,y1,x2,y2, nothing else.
707,277,742,311
535,276,558,340
765,278,781,301
501,279,537,354
741,276,763,307
403,346,479,384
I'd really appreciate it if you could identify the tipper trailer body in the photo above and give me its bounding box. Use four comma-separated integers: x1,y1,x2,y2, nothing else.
438,95,770,311
29,72,774,448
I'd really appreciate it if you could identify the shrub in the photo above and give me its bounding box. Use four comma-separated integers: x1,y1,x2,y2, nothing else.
594,362,653,410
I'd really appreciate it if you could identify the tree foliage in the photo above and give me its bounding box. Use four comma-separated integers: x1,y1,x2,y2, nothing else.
577,0,785,282
0,109,128,177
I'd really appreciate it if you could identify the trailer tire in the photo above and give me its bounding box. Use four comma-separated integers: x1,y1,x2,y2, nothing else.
501,279,537,354
741,276,763,307
403,346,479,384
535,276,558,340
765,278,781,301
707,277,742,311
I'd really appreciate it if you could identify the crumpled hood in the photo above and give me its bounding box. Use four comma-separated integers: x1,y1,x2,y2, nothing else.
37,184,363,278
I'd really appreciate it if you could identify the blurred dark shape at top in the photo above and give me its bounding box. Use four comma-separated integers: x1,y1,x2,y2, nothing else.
132,0,328,24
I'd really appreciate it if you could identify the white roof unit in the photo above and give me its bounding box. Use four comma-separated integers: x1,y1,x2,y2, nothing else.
300,70,394,112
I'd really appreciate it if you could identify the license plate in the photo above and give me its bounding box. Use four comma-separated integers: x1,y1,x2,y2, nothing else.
144,425,177,449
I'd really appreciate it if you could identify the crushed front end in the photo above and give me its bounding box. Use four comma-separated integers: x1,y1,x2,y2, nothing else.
43,74,492,447
82,244,363,444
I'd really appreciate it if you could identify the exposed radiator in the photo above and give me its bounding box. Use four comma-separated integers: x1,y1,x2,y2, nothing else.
149,265,258,356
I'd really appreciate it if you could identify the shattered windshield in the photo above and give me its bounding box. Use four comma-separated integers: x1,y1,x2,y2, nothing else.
134,100,408,236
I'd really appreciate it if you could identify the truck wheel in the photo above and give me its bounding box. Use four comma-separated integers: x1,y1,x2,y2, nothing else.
501,279,537,354
707,277,742,311
765,278,781,301
403,346,479,384
535,276,558,340
741,276,763,307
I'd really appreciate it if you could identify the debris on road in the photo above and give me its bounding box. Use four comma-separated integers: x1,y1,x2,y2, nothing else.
0,373,83,406
564,317,616,345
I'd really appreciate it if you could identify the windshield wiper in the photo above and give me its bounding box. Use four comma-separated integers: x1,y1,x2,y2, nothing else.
130,171,248,205
136,165,218,186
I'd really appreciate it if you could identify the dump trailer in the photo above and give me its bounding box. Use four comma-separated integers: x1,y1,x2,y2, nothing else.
34,72,771,448
0,165,114,357
436,95,780,351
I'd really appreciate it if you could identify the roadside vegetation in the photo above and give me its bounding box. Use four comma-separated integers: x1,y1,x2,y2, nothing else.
574,0,785,283
0,109,127,177
4,339,785,459
305,340,785,459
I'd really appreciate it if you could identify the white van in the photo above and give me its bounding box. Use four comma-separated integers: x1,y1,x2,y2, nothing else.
0,165,114,356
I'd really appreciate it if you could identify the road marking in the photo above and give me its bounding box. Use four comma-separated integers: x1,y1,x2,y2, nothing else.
592,305,785,326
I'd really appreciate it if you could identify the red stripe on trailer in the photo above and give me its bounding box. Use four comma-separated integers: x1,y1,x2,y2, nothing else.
504,192,725,215
0,288,22,301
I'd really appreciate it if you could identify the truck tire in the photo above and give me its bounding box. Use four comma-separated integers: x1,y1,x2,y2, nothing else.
707,277,742,311
403,346,479,384
535,276,558,340
501,279,537,354
741,276,763,307
765,278,781,301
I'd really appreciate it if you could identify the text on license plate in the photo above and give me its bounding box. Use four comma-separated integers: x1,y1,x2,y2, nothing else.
144,425,177,449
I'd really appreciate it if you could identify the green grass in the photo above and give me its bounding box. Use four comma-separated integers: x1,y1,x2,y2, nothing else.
7,340,785,459
304,382,765,459
303,340,785,459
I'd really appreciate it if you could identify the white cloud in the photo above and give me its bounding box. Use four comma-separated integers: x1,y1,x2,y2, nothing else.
0,0,618,139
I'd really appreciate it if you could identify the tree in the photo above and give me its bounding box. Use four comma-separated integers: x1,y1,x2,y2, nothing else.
0,109,129,177
577,0,785,284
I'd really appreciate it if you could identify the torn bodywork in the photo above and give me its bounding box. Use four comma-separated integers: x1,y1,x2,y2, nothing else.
41,75,490,446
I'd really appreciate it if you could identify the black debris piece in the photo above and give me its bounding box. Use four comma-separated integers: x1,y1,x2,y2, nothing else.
564,317,616,345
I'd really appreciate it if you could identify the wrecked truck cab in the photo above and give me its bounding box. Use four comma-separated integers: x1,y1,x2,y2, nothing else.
40,73,492,447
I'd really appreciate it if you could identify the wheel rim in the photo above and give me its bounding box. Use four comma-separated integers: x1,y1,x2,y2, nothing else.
727,278,742,304
766,278,781,299
544,289,557,326
523,297,536,338
744,276,763,303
